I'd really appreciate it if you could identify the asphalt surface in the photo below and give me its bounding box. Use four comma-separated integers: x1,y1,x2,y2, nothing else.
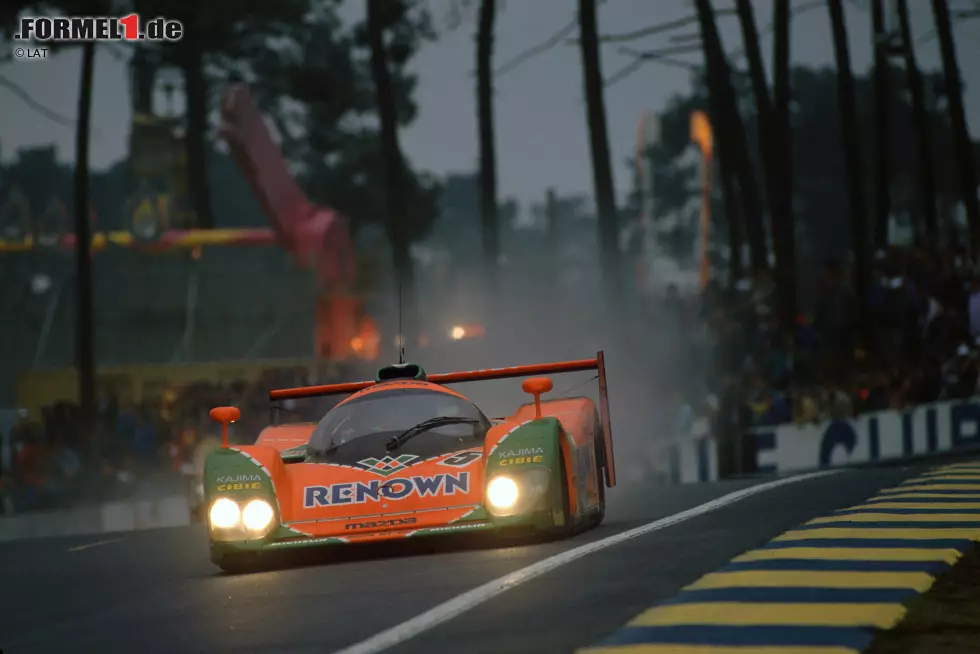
0,465,927,654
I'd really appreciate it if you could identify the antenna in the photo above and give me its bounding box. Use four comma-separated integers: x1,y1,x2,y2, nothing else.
398,283,405,364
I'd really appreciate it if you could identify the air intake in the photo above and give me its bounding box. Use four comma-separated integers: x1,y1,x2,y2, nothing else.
376,363,428,382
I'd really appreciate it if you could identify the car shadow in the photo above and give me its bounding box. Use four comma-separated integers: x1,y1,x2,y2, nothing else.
217,527,583,575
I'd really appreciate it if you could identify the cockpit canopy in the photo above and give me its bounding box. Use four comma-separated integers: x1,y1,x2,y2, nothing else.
305,383,491,463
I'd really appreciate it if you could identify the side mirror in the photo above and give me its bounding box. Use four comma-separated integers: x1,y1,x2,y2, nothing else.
521,377,553,419
209,406,241,447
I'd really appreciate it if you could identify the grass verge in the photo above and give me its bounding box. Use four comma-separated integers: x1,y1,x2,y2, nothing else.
866,542,980,654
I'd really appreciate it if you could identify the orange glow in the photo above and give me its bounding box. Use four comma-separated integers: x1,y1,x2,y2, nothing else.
450,323,486,340
690,110,714,291
356,318,380,361
690,110,713,156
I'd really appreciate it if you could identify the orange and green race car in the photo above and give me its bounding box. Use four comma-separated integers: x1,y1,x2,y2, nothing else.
203,353,617,572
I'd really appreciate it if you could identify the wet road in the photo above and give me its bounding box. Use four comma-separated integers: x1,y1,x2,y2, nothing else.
0,464,924,654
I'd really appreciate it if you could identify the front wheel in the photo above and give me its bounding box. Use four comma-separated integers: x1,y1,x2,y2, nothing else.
587,436,606,529
551,454,576,537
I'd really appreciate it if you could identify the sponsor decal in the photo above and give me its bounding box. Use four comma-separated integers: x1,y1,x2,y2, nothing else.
439,451,482,468
217,482,261,491
215,474,262,491
498,447,544,458
345,517,418,531
499,455,544,467
217,474,261,482
356,454,419,476
304,472,470,508
413,523,486,535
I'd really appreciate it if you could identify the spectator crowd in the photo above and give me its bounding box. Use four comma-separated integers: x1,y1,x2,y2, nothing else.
0,362,361,514
6,244,980,511
666,245,980,476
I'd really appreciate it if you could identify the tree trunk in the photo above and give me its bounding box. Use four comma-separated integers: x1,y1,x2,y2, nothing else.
828,0,871,347
734,0,775,201
74,41,97,443
871,0,892,249
577,0,621,302
367,0,416,336
771,0,797,326
897,0,939,245
179,41,214,229
735,0,796,326
130,47,156,114
695,0,768,274
476,0,500,296
931,0,980,250
719,150,744,284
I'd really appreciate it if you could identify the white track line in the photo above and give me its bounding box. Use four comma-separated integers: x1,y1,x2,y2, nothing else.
68,538,122,552
330,469,838,654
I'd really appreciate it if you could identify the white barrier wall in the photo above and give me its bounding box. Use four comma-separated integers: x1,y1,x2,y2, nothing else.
665,398,980,484
746,398,980,475
0,496,191,541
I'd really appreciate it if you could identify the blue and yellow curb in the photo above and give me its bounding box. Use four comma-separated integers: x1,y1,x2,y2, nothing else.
579,462,980,654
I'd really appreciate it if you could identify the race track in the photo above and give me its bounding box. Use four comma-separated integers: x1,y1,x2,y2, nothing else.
0,465,924,654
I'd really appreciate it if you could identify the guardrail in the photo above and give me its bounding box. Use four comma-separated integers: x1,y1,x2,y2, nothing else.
0,495,191,542
667,397,980,483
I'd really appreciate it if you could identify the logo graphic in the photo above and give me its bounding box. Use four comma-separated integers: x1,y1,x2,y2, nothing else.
439,451,482,468
498,447,544,458
216,474,260,483
345,517,418,531
13,14,183,43
356,454,419,477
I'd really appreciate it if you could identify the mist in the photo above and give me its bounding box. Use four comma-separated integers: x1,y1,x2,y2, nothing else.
362,235,697,487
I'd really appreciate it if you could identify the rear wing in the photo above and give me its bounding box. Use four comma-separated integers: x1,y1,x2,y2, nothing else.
269,352,616,486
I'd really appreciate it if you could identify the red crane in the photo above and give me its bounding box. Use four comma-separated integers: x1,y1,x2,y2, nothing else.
218,84,371,360
0,84,375,361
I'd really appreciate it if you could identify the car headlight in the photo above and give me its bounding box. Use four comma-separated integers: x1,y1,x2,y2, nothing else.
487,476,519,509
242,499,275,532
486,468,552,517
209,498,241,529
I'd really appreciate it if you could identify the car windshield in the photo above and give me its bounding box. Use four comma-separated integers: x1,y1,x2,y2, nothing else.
305,386,491,464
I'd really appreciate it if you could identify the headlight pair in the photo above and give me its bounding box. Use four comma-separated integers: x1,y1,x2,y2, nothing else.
485,468,551,517
209,498,275,535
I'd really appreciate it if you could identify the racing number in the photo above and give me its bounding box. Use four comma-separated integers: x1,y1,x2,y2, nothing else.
440,451,482,468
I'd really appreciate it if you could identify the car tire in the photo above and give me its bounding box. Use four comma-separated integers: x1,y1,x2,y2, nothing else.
553,454,575,537
589,430,606,529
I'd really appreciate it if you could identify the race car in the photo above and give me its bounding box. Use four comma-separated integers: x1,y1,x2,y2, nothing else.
203,353,616,572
